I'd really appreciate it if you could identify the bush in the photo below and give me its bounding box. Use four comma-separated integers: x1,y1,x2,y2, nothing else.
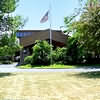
31,40,52,65
0,56,12,64
52,47,67,64
63,37,86,64
1,60,12,64
24,56,32,64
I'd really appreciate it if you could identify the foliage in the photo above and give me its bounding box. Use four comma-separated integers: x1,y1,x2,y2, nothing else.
0,34,9,46
0,0,24,33
79,0,100,6
0,0,24,63
66,36,87,64
52,47,67,64
64,0,100,64
0,34,21,60
0,0,24,37
24,56,32,65
64,8,81,35
74,6,100,54
0,0,19,13
31,40,52,65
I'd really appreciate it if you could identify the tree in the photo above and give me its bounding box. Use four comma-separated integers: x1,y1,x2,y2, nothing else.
0,0,17,13
0,0,23,33
0,0,24,63
64,0,100,64
75,5,100,54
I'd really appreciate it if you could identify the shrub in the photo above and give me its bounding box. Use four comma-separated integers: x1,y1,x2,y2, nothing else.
1,60,12,64
0,56,12,64
24,56,32,64
52,47,67,64
31,40,52,65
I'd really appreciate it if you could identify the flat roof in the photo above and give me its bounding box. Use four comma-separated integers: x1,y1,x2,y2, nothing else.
18,29,62,32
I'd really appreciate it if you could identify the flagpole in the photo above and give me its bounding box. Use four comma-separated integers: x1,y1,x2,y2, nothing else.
49,1,53,65
40,1,53,65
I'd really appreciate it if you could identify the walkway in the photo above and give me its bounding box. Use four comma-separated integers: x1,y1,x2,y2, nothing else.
0,63,100,73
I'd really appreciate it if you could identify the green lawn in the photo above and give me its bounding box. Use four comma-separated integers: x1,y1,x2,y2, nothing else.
19,63,100,69
19,64,78,69
0,72,100,100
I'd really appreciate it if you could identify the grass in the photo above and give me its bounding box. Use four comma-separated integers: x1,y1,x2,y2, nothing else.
19,64,78,69
0,72,100,100
19,64,100,69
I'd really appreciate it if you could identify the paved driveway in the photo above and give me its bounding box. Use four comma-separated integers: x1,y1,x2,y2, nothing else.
0,63,17,68
0,63,100,73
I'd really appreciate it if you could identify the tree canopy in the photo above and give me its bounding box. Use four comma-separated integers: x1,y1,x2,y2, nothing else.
64,0,100,64
0,0,24,63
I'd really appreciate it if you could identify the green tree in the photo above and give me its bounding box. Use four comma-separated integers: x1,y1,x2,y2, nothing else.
0,0,24,63
75,6,100,55
0,0,18,13
0,0,23,33
0,34,21,62
64,0,100,64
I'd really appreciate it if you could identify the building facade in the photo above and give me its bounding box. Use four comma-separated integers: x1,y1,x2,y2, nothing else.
17,29,67,64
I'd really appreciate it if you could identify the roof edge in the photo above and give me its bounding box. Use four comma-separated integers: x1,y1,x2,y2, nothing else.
18,29,62,32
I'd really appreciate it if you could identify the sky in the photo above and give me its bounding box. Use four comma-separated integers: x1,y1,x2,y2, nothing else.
14,0,80,30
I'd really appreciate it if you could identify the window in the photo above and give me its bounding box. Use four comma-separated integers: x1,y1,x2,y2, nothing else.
16,31,32,38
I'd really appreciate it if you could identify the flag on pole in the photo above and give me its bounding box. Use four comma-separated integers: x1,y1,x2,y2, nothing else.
40,11,49,23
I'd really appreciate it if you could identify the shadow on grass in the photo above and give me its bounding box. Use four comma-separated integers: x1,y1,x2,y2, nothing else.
0,73,15,78
75,71,100,79
75,64,100,69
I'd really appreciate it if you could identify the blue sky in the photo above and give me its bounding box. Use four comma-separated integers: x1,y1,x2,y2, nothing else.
14,0,80,30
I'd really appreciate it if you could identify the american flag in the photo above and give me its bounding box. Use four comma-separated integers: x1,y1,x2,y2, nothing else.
40,11,49,23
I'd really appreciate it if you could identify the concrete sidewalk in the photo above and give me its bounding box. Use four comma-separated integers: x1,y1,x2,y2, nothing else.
0,63,100,73
0,63,17,68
